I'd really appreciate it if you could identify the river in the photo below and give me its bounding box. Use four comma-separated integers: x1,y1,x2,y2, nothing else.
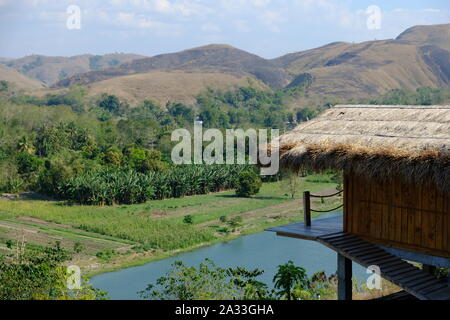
90,212,367,299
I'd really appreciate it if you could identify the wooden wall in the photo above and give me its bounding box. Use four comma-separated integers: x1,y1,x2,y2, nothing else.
344,172,450,258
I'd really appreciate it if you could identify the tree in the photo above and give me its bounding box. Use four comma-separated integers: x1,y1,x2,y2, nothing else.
283,172,302,199
98,94,121,112
235,170,262,197
16,153,43,175
0,242,106,300
0,80,9,92
139,259,270,300
273,260,308,300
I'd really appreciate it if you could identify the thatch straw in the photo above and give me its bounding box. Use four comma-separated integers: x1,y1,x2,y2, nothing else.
272,105,450,191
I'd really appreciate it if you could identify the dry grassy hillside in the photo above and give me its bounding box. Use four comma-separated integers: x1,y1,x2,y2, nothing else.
86,71,269,106
55,44,290,89
0,65,45,90
1,53,144,85
273,24,450,99
396,23,450,51
10,23,449,106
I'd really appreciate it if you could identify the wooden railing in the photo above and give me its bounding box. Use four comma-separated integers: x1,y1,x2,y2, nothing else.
303,190,343,227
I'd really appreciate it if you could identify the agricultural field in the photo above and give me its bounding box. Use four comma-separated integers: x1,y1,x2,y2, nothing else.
0,174,340,275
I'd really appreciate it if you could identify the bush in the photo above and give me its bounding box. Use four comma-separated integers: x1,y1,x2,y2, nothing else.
16,153,43,174
183,215,194,224
95,248,116,261
235,170,262,197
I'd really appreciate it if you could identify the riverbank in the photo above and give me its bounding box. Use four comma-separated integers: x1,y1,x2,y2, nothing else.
0,174,341,277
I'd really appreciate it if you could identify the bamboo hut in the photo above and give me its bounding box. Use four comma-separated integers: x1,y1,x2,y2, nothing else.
267,105,450,300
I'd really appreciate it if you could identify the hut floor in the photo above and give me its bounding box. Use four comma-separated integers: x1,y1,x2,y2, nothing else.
266,215,343,241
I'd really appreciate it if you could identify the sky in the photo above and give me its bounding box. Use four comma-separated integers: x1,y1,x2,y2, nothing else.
0,0,449,59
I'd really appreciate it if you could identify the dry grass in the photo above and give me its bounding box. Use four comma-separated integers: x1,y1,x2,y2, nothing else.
86,71,269,106
0,65,45,90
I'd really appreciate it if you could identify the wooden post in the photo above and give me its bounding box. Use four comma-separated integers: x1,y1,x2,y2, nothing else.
303,191,311,227
423,264,436,275
447,270,450,288
337,253,352,300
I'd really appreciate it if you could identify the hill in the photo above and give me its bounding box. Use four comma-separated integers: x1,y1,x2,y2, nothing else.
1,53,144,85
85,71,269,105
5,23,446,105
53,24,450,104
272,24,450,99
55,44,290,89
0,64,45,90
396,23,450,51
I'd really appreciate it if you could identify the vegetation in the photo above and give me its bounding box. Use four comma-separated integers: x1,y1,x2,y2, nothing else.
0,176,338,263
357,87,450,106
0,82,301,202
235,170,262,198
1,79,446,204
273,260,308,300
139,258,335,300
0,241,105,300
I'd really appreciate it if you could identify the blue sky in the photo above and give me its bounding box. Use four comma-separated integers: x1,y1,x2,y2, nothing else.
0,0,449,58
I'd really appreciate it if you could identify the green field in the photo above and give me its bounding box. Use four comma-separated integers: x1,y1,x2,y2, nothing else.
0,174,341,274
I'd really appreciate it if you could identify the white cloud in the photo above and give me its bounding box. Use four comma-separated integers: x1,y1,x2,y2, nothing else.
201,22,221,33
114,11,183,36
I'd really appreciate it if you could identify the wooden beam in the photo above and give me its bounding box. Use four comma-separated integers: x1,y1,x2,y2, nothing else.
337,253,352,300
303,191,311,227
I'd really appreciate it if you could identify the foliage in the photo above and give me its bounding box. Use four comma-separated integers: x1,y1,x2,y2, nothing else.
196,86,293,129
0,242,106,300
331,171,343,191
235,170,262,197
361,87,450,106
63,167,154,205
283,173,302,199
183,215,194,224
139,259,271,300
95,248,117,261
140,259,337,301
273,260,308,300
98,94,121,113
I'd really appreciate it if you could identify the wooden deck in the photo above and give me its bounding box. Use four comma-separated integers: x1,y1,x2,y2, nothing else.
318,233,450,300
267,217,450,300
266,215,343,240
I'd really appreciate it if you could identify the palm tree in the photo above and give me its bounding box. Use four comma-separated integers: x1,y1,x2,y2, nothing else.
273,261,308,300
17,136,35,154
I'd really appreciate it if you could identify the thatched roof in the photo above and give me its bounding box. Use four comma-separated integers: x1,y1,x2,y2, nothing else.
274,105,450,191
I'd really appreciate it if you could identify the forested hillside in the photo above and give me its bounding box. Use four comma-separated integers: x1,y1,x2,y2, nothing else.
1,76,449,205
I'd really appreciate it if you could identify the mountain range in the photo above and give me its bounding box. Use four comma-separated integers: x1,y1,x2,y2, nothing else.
1,23,449,106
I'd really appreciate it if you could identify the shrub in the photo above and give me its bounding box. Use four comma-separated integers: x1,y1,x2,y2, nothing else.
235,170,262,197
16,153,43,174
183,215,194,224
95,248,116,261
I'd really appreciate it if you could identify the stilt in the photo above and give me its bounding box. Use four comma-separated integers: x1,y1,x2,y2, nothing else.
423,264,436,275
337,253,352,300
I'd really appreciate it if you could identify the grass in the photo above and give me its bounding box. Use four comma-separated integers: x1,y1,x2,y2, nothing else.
0,173,339,274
